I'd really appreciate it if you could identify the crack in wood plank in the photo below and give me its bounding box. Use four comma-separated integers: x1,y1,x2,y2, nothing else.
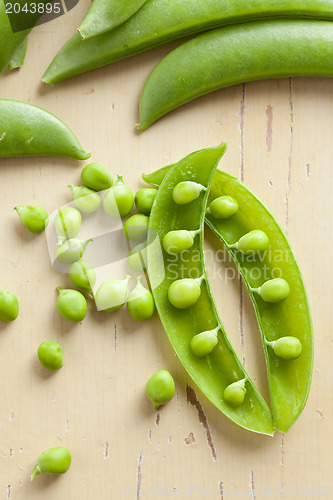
250,470,256,499
219,481,224,499
136,451,143,500
186,385,217,461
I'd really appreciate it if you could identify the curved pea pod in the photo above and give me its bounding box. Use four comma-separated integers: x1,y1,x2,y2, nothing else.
0,100,90,160
7,38,28,70
31,446,71,480
42,0,333,84
78,0,148,40
143,165,313,433
137,20,333,129
147,143,274,435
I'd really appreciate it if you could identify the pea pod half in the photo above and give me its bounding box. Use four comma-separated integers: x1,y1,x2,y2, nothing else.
0,100,90,160
138,19,333,129
147,143,274,435
78,0,148,39
143,162,313,433
42,0,333,84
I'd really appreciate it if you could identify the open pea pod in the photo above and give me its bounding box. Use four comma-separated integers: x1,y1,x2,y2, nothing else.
147,143,274,435
42,0,333,84
143,163,313,433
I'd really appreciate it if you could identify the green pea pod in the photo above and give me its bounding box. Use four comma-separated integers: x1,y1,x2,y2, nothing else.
78,0,148,40
137,20,333,129
0,100,90,160
42,0,333,84
0,0,51,74
143,166,313,433
147,143,274,435
7,38,28,70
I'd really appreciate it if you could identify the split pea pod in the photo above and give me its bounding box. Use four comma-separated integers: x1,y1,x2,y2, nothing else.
0,100,90,160
147,144,274,435
78,0,148,39
138,20,333,129
42,1,333,84
143,165,313,433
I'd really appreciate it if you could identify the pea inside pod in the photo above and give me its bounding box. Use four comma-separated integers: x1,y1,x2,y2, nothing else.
265,336,302,360
68,184,101,214
190,326,219,357
167,276,204,309
207,195,238,219
224,378,247,407
163,229,200,254
251,278,290,303
14,205,49,233
31,446,71,480
229,229,269,255
172,181,206,204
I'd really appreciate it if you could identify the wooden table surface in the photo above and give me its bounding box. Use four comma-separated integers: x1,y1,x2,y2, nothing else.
1,2,332,499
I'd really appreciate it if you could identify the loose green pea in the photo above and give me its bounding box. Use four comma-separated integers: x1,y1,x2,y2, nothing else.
69,259,96,295
56,287,87,322
103,175,134,218
128,243,147,272
68,184,101,214
95,275,130,312
31,447,71,480
37,342,64,371
223,379,247,407
207,195,238,219
123,214,149,242
127,276,155,321
0,290,19,322
268,336,302,360
172,181,206,205
146,370,175,411
255,278,290,303
56,238,93,265
233,230,269,255
81,162,113,191
168,277,202,309
134,188,157,214
190,328,219,357
163,229,198,254
55,207,82,239
14,205,49,234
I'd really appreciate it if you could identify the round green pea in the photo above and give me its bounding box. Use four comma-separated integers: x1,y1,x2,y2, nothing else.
31,446,71,480
207,196,238,219
81,162,113,191
163,230,195,254
128,243,147,272
223,380,247,407
0,290,19,322
123,214,149,242
56,287,87,322
146,370,175,410
134,188,157,213
272,336,302,360
259,278,290,303
168,278,202,309
172,181,206,205
69,259,96,295
37,342,64,371
95,276,130,312
68,185,101,214
237,230,269,254
103,175,134,218
190,330,218,357
56,238,93,265
127,277,155,321
14,205,49,233
54,207,81,239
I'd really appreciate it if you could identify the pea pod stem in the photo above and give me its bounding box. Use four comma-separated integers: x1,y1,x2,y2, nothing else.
137,20,333,129
42,0,333,84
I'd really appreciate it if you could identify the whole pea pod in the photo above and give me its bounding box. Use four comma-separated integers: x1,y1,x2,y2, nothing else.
42,0,333,84
138,19,333,129
0,100,90,160
143,160,313,433
78,0,148,39
0,0,51,74
147,143,274,435
7,38,28,70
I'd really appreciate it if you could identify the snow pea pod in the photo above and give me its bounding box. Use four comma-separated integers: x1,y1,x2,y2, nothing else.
8,38,28,70
143,166,313,433
78,0,148,40
42,0,333,84
0,100,90,160
138,19,333,129
147,144,274,435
